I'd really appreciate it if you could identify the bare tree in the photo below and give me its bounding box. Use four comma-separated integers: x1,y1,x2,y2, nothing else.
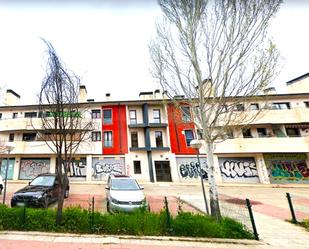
150,0,281,219
33,40,93,224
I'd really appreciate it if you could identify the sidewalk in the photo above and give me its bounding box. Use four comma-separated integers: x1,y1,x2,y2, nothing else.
180,195,309,249
0,231,267,249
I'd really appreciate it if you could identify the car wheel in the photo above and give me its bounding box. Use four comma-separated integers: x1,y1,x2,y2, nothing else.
64,188,69,199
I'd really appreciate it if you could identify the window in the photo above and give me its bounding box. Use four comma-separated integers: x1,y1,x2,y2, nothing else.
22,133,36,141
24,112,37,118
155,131,163,147
9,133,14,142
91,110,101,119
305,102,309,108
285,127,300,137
12,113,18,119
242,128,252,138
103,131,113,147
271,102,290,110
181,106,191,122
226,130,234,139
197,129,204,139
131,131,138,147
103,109,112,124
273,127,286,137
133,161,141,174
235,104,245,111
153,109,161,123
250,103,259,110
129,110,137,124
184,130,194,146
91,131,101,141
257,128,267,137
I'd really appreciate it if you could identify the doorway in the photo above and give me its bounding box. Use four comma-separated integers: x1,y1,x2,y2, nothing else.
154,161,172,182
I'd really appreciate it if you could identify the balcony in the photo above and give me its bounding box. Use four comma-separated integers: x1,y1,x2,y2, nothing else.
129,146,170,152
128,122,168,128
128,123,146,128
149,122,168,128
10,140,101,155
239,107,309,125
213,136,309,154
0,118,41,132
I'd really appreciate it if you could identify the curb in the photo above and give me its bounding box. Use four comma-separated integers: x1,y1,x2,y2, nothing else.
6,180,309,188
0,231,264,245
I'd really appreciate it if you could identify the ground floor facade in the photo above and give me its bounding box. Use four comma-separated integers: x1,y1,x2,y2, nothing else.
1,152,309,184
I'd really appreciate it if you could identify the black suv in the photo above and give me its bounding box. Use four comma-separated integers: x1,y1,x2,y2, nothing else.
11,173,70,208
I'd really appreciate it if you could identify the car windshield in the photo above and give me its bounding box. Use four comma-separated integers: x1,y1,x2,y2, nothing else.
111,178,140,191
30,176,55,187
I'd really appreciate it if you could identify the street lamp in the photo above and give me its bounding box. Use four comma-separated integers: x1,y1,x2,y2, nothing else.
190,139,209,215
2,145,14,205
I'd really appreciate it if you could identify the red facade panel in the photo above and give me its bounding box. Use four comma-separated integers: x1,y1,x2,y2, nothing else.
102,105,128,155
167,104,196,155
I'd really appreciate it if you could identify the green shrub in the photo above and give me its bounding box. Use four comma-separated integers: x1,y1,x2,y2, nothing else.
300,218,309,231
0,204,253,239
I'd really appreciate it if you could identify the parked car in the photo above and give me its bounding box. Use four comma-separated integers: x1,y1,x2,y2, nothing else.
11,173,70,208
106,175,148,213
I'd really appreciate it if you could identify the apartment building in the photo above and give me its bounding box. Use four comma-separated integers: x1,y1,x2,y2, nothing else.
0,73,309,185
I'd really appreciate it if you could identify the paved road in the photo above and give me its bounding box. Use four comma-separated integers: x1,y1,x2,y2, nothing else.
1,182,309,249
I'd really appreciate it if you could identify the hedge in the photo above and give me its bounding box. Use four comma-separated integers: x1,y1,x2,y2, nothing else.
0,204,253,239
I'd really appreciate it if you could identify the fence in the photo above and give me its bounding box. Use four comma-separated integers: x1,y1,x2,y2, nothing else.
286,192,309,223
219,195,259,240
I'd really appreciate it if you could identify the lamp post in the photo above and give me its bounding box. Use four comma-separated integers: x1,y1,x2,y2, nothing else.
190,139,209,215
2,145,14,205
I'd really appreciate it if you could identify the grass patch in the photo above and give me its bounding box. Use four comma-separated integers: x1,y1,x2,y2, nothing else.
0,204,253,239
299,218,309,231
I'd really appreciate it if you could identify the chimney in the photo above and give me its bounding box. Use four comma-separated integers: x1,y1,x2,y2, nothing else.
105,93,111,101
198,78,215,97
263,87,277,95
4,89,20,106
154,89,162,99
139,91,154,100
78,85,87,102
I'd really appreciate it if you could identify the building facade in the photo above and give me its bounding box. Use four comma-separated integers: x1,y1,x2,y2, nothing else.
1,74,309,185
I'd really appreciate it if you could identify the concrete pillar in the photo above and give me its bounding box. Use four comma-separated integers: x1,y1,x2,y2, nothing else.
255,154,270,184
213,154,223,184
86,155,92,182
49,156,56,173
169,153,179,182
306,153,309,169
13,156,20,180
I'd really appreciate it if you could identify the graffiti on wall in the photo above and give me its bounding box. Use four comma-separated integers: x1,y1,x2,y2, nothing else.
264,154,309,183
19,158,50,180
0,159,15,180
92,157,125,180
219,157,259,183
176,157,208,180
66,158,86,178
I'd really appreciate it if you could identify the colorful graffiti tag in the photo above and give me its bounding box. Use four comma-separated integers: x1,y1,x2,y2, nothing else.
176,157,208,180
92,157,125,180
19,158,50,180
219,157,259,183
264,154,309,184
0,159,15,180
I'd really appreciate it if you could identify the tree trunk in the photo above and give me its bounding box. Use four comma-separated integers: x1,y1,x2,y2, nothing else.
206,141,221,220
56,155,64,225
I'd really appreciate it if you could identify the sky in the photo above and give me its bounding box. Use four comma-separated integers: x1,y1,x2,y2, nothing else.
0,0,308,104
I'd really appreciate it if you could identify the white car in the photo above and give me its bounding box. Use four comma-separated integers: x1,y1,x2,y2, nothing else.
105,175,148,213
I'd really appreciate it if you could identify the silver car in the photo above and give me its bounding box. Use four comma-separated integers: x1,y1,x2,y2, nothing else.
105,175,148,213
